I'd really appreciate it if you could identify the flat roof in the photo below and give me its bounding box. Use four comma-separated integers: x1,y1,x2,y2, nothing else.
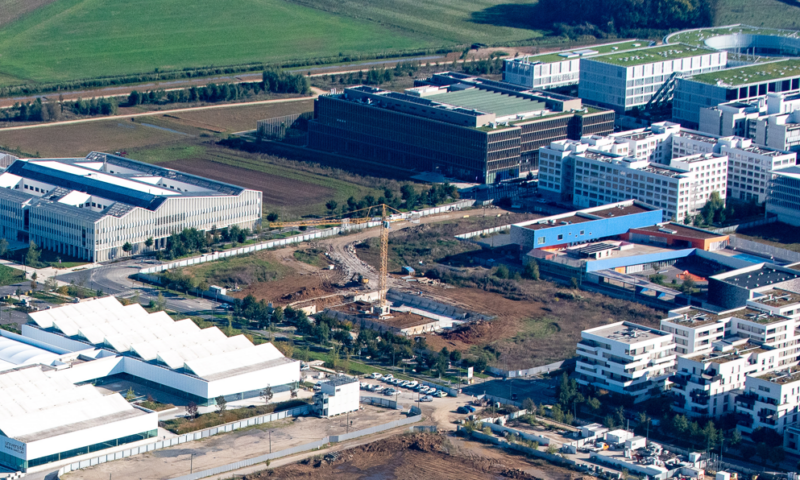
522,204,651,232
589,44,719,67
735,307,793,325
523,214,593,231
323,375,358,387
631,223,724,240
666,25,800,47
586,323,669,343
716,264,800,289
425,88,545,117
756,366,800,384
509,41,649,65
665,308,734,327
751,288,800,307
685,342,766,364
689,59,800,86
773,165,800,180
380,311,438,329
672,130,720,143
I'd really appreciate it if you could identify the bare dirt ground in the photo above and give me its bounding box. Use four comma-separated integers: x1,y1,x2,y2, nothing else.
245,433,575,480
161,158,336,208
167,100,314,133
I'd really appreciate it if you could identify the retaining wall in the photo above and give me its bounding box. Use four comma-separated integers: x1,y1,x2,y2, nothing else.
729,235,800,263
708,216,777,234
487,359,567,378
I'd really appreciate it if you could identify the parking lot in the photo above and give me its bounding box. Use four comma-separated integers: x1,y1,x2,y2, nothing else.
359,373,452,405
462,376,558,406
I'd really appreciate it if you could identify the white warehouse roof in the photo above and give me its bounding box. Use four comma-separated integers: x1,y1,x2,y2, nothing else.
28,297,294,379
0,336,60,372
0,365,147,443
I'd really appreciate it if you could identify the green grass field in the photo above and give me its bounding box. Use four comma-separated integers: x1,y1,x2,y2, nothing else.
0,265,23,287
714,0,800,30
0,0,434,86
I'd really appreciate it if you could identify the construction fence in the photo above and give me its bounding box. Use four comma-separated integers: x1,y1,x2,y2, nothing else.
139,199,475,275
57,404,312,476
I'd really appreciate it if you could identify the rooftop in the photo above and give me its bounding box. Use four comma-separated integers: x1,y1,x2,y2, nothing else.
685,342,767,364
714,264,800,289
586,322,669,343
323,375,358,387
424,88,545,118
735,307,793,324
756,366,800,384
0,365,148,442
664,308,734,328
672,130,720,143
521,203,652,231
379,311,438,329
773,165,800,179
689,59,800,87
666,24,800,47
508,41,649,65
588,44,719,67
631,223,725,240
751,288,800,307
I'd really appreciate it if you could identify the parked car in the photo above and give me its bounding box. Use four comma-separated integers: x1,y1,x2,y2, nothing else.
457,406,470,414
419,387,432,394
373,386,384,393
360,382,368,390
384,388,396,396
433,391,447,398
419,395,433,402
313,384,321,392
370,373,382,379
413,384,424,391
407,381,419,389
465,405,477,413
383,374,393,380
426,388,437,395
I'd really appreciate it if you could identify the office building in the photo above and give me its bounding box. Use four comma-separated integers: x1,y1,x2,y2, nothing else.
24,297,301,407
0,365,157,472
609,122,681,164
708,263,800,309
674,59,800,127
575,322,676,402
537,139,585,198
699,98,766,138
314,375,359,418
503,41,647,90
307,73,614,184
579,44,726,112
0,153,262,262
767,165,800,226
720,137,797,202
572,149,728,222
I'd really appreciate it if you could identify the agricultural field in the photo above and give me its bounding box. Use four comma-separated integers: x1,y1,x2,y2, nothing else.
0,0,434,87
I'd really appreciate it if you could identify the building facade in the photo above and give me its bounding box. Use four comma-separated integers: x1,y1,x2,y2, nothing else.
719,137,797,202
575,322,676,402
0,153,261,262
767,165,800,226
307,74,614,184
579,45,727,112
314,376,359,417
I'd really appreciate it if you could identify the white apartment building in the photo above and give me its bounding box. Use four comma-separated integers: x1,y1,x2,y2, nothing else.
672,339,773,418
661,308,729,356
670,130,720,159
502,41,647,90
767,165,800,226
538,140,586,198
0,153,262,262
735,367,800,435
575,322,676,403
579,45,727,112
699,98,766,138
315,376,359,417
609,122,680,164
572,150,728,222
720,137,797,202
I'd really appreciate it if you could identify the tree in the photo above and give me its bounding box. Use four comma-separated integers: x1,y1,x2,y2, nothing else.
0,238,8,258
266,212,279,222
450,350,462,363
26,241,40,267
524,260,540,280
473,355,488,373
570,277,579,289
325,200,338,214
31,272,37,282
145,237,154,249
739,444,757,462
30,280,37,290
45,276,58,292
186,401,198,420
523,398,536,414
122,242,133,253
215,396,228,416
756,442,771,465
587,396,601,412
155,292,167,311
260,384,274,404
672,414,689,434
494,264,509,279
125,387,136,401
768,447,785,467
729,428,742,447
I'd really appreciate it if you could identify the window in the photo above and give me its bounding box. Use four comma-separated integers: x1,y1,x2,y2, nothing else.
557,234,564,240
537,237,545,245
580,230,585,235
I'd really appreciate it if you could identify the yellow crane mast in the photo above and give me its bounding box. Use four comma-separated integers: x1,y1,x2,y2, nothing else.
269,204,401,315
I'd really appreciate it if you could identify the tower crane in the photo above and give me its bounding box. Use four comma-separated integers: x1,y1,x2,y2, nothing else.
268,204,403,316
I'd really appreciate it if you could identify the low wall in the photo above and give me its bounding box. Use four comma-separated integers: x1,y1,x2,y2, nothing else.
708,215,777,234
360,396,403,410
729,235,800,263
480,420,551,446
487,359,568,378
387,289,491,321
139,200,475,275
459,426,569,465
57,404,311,475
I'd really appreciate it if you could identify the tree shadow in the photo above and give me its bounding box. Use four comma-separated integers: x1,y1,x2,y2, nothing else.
469,4,549,31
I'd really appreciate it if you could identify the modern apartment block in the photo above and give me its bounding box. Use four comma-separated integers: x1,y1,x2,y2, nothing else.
609,122,681,164
674,59,800,127
735,367,800,435
572,150,728,222
579,45,727,112
502,41,647,90
0,153,262,262
767,165,800,226
307,73,614,184
575,322,676,402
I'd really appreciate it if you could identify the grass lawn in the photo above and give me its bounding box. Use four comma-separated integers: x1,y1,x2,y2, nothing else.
714,0,800,30
0,264,23,287
181,251,291,288
734,222,800,253
0,0,434,87
161,399,309,434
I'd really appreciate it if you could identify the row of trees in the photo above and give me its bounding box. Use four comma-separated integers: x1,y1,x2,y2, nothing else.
2,97,118,122
534,0,717,38
158,226,250,261
322,184,459,218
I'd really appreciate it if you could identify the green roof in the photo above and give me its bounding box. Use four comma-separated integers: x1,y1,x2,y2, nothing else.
514,41,648,65
666,25,800,48
587,44,718,66
426,89,545,117
689,59,800,86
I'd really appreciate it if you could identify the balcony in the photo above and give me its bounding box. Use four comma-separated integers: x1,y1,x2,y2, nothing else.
735,392,757,409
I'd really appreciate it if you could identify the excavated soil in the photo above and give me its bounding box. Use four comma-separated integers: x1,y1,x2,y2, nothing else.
245,433,544,480
233,274,339,306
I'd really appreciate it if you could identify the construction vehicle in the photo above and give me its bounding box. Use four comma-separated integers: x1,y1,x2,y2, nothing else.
269,204,402,316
